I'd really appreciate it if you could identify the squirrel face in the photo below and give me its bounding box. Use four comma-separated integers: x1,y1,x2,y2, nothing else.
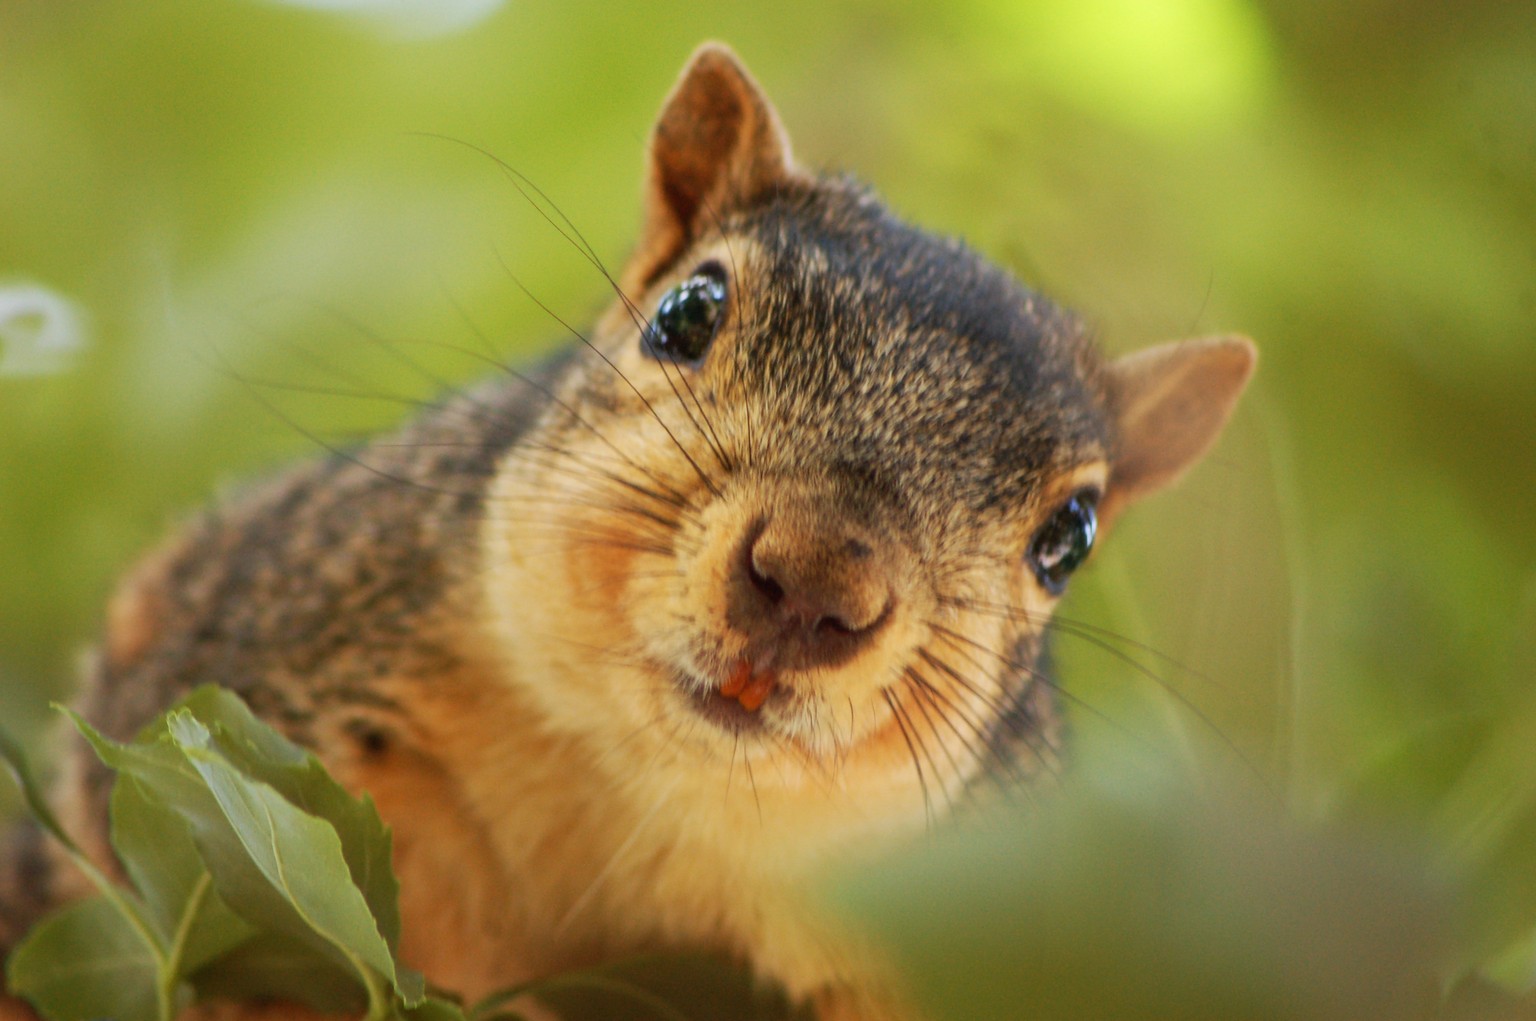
482,46,1254,841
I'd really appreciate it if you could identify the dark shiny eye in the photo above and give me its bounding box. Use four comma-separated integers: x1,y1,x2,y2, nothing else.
644,263,727,364
1027,491,1098,594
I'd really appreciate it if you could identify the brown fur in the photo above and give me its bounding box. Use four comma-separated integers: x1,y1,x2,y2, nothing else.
0,43,1254,1020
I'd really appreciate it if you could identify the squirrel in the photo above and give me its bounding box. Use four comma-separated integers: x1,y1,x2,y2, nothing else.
0,42,1255,1021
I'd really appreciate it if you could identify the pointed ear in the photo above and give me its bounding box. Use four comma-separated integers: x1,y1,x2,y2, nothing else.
626,43,797,287
1100,335,1257,523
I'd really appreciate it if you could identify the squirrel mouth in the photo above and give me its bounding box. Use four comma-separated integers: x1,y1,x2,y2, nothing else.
681,659,781,733
719,658,779,711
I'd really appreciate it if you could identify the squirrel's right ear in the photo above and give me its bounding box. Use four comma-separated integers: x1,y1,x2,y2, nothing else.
626,43,798,287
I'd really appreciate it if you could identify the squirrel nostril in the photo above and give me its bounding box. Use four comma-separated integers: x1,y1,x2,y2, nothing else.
748,555,786,604
812,593,892,638
813,613,854,636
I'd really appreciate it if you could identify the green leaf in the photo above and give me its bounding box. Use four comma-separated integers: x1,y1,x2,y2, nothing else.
3,715,168,975
6,896,166,1021
192,932,369,1013
1,720,161,945
111,775,255,972
67,705,417,1006
43,691,444,1015
70,707,221,813
404,995,476,1021
72,713,328,960
180,685,405,952
0,724,81,857
166,711,421,1003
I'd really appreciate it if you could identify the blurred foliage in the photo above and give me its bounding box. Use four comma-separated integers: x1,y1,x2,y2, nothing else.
1,0,1533,1017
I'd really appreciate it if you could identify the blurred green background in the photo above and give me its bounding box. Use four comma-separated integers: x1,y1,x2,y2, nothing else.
2,0,1533,1017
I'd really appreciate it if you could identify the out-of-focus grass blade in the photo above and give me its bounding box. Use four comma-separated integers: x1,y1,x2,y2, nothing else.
840,752,1450,1021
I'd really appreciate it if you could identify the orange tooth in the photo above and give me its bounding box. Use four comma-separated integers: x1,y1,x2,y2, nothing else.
737,671,777,712
720,660,752,698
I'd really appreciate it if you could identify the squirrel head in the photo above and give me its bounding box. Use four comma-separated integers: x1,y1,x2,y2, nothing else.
484,44,1255,844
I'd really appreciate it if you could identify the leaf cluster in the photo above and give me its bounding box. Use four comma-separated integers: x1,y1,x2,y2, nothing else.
0,687,499,1021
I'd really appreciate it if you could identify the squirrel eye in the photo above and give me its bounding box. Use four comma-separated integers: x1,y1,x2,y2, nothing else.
1027,491,1098,594
644,263,727,365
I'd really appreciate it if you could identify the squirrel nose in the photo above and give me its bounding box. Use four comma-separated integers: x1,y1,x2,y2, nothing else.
738,515,894,669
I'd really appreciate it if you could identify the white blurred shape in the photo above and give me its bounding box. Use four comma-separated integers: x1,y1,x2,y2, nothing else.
0,282,87,377
254,0,508,38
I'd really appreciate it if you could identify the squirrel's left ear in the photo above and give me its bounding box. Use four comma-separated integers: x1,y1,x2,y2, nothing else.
627,43,798,287
1100,336,1257,523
